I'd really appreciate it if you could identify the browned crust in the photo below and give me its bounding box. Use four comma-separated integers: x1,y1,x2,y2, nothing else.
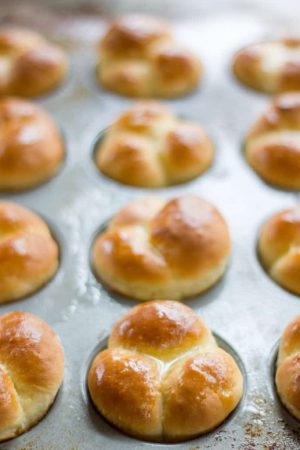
0,97,64,191
276,316,300,420
0,201,59,304
0,28,67,97
96,101,213,187
0,311,64,441
92,195,230,300
245,93,300,189
88,301,243,442
97,15,202,98
232,39,300,94
258,206,300,294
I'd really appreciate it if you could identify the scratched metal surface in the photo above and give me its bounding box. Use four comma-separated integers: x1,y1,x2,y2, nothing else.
0,1,300,449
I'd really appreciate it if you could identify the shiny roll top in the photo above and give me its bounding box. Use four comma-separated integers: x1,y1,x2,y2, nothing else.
245,93,300,189
0,201,59,304
96,101,213,187
92,195,231,301
0,97,64,191
88,300,244,442
0,28,67,97
97,14,202,98
232,38,300,94
0,311,64,441
276,315,300,419
258,205,300,295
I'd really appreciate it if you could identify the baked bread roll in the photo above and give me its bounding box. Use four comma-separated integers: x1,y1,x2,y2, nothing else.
88,300,244,442
276,315,300,420
0,28,67,97
96,101,214,187
0,311,64,441
92,195,231,300
0,201,59,304
97,14,202,98
258,206,300,295
0,97,64,191
258,205,300,295
245,93,300,189
232,38,300,94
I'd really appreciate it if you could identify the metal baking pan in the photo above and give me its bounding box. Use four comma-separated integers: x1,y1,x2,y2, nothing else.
1,0,300,448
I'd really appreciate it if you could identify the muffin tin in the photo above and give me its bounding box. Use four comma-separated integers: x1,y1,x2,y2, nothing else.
1,0,300,449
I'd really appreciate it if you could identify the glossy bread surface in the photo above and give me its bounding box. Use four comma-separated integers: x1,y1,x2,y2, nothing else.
258,205,300,295
88,301,243,442
0,201,59,304
0,28,67,97
276,316,300,420
97,14,201,98
232,39,300,94
96,101,213,187
92,195,231,300
245,93,300,189
0,97,64,191
0,311,64,441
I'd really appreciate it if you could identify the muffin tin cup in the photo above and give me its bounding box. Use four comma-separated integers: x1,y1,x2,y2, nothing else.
88,217,231,308
81,333,248,445
90,124,218,191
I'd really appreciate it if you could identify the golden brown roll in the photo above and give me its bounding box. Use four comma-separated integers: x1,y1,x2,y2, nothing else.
245,93,300,189
258,205,300,295
0,28,67,97
0,311,64,441
97,14,202,98
92,195,231,301
232,38,300,94
0,201,59,304
258,206,300,294
0,97,64,191
276,315,300,420
96,101,213,187
88,300,244,442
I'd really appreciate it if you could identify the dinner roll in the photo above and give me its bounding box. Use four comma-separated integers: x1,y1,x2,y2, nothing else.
232,38,300,94
245,93,300,189
0,201,59,304
258,205,300,295
92,195,231,301
0,311,64,441
97,14,202,98
96,101,213,187
88,300,244,442
0,28,67,97
276,315,300,420
0,97,64,191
